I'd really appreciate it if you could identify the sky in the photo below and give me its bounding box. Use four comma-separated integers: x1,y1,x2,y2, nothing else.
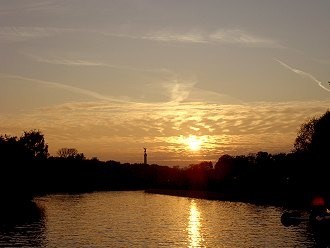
0,0,330,166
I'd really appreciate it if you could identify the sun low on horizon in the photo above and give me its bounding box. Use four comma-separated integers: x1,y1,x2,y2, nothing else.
0,0,330,166
186,135,202,152
2,1,330,247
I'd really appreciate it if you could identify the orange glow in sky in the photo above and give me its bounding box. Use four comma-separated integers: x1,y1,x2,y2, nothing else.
186,135,202,152
1,1,330,166
187,135,202,151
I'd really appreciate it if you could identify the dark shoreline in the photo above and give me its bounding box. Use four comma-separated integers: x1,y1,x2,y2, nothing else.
145,188,309,209
145,188,227,201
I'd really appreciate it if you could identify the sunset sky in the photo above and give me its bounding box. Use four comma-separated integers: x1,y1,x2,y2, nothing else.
1,0,329,166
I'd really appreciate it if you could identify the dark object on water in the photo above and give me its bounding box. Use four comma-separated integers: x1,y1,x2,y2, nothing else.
282,195,330,227
281,211,308,227
281,210,330,228
310,211,330,228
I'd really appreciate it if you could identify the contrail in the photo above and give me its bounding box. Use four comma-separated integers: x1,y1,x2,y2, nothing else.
0,73,133,103
275,59,330,92
23,53,173,75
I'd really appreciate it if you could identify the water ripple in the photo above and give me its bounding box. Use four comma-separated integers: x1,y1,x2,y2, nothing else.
0,192,324,247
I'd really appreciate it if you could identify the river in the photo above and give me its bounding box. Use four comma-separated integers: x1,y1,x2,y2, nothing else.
0,191,327,247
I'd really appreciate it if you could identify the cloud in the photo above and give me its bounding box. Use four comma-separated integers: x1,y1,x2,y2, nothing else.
1,98,329,165
0,1,61,15
1,71,239,108
0,26,69,42
21,53,238,104
24,53,172,75
31,57,109,67
103,28,279,47
156,76,242,104
143,30,207,43
102,30,206,44
210,29,280,47
1,24,279,49
25,53,125,67
161,80,196,102
275,59,330,92
0,73,132,103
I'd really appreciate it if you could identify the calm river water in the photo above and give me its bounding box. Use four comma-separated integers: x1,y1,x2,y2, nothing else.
0,191,328,247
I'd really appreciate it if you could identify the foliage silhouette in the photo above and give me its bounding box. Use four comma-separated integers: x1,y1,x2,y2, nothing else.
294,111,330,159
309,111,330,161
294,117,318,154
19,130,49,160
0,130,48,161
57,147,85,160
1,110,330,207
0,135,24,161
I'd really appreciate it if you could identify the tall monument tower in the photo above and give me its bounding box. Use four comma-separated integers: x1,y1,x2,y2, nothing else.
143,147,147,165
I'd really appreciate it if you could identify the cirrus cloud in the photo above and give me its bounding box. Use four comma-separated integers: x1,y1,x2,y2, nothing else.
1,99,328,166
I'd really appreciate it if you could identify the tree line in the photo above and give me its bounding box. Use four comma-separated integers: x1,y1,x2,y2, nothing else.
0,110,329,207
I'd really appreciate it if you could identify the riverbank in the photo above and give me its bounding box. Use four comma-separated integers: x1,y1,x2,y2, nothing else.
145,188,227,201
145,188,309,208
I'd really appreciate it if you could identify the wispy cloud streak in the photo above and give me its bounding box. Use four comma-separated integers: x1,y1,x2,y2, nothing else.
143,30,207,43
24,53,172,74
161,80,196,103
34,58,109,67
0,26,69,42
103,28,279,47
210,29,279,47
0,1,61,15
0,73,132,103
275,59,330,92
0,25,279,48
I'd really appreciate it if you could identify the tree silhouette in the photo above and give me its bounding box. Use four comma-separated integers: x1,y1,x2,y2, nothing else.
57,147,85,160
294,111,330,160
291,110,330,192
310,111,330,161
293,117,318,154
0,135,23,160
214,154,235,180
19,130,48,160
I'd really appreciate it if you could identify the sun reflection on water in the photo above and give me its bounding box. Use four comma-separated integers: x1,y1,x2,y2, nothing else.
187,200,205,248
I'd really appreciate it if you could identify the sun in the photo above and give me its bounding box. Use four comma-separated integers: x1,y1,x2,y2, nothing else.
186,135,202,151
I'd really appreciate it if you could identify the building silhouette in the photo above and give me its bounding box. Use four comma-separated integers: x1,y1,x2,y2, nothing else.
143,148,147,165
